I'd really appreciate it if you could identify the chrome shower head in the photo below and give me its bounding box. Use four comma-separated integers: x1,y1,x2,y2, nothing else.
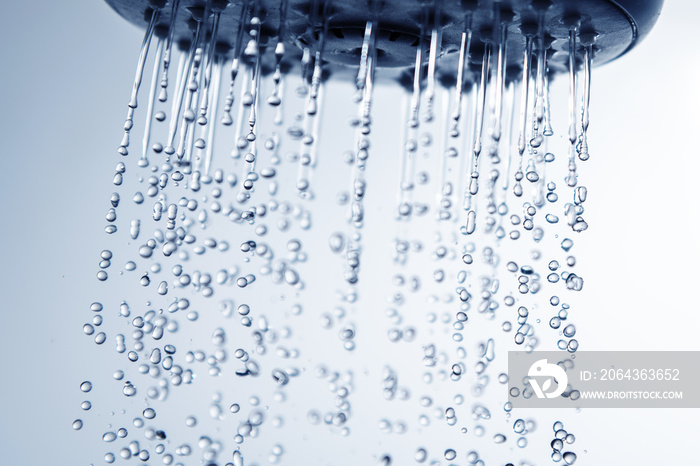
104,0,664,81
101,0,664,231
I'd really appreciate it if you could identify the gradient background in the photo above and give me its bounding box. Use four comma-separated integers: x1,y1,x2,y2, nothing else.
1,0,699,463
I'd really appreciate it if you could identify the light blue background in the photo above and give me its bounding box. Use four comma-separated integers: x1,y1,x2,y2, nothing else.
1,0,699,464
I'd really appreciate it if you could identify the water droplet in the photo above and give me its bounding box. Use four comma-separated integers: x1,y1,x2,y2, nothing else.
123,381,136,397
563,452,577,464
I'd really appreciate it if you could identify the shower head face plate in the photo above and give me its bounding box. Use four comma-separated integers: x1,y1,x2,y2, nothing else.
104,0,663,80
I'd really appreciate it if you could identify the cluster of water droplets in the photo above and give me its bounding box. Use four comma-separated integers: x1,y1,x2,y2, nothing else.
73,0,605,464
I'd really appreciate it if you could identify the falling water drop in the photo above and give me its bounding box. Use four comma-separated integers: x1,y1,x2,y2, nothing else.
491,19,508,143
141,36,164,166
196,9,222,127
578,37,594,161
450,16,472,136
221,0,250,125
355,21,375,94
423,9,442,122
468,44,491,198
565,18,580,187
158,0,182,102
515,32,533,188
119,7,160,155
532,10,547,144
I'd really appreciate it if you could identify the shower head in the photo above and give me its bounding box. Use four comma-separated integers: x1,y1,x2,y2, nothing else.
105,0,664,81
102,0,664,231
